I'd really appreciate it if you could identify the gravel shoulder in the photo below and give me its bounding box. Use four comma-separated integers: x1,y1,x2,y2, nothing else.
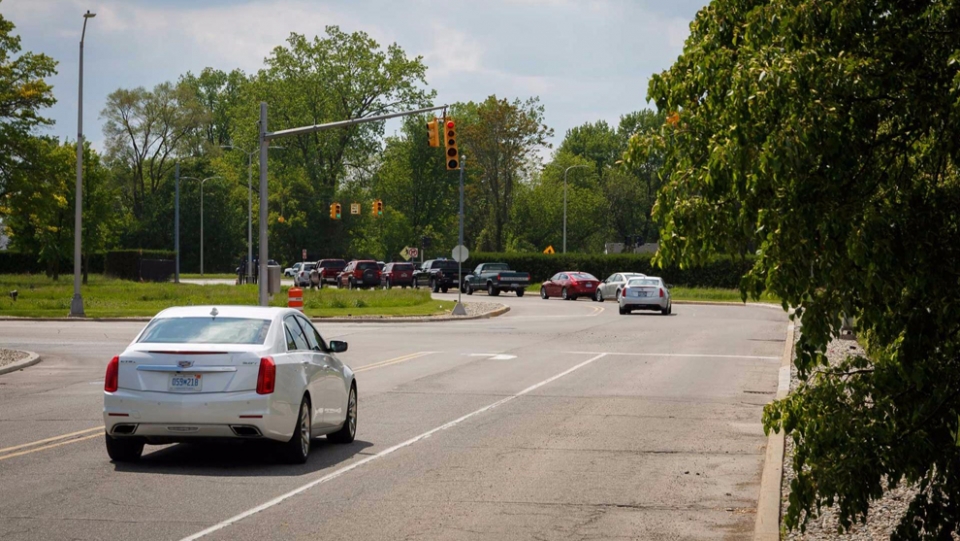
781,334,919,540
0,348,29,369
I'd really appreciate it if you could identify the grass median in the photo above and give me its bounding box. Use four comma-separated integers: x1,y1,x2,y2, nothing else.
0,274,456,318
524,282,780,304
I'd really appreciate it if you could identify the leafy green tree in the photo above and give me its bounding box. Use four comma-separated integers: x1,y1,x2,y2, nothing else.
556,120,620,177
634,0,960,537
457,96,553,252
179,67,248,151
0,6,57,200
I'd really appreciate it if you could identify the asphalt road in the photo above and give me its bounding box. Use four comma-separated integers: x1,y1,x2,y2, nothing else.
0,293,788,540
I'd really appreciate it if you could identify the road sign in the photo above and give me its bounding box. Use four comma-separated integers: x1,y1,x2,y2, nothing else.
543,245,555,254
400,247,411,261
350,203,360,215
452,245,469,263
302,249,307,260
409,247,418,258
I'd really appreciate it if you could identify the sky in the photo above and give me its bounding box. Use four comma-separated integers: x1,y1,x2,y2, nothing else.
3,0,708,153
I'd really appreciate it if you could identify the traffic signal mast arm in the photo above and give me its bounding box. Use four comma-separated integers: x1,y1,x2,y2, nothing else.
264,104,450,141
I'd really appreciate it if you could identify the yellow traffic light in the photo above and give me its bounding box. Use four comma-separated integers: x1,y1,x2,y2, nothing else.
444,117,459,170
335,203,342,219
373,199,384,216
427,118,440,148
329,203,336,220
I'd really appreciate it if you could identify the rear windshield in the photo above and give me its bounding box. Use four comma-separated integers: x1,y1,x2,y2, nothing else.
321,260,346,268
628,279,660,287
357,262,379,270
391,263,414,271
570,273,597,280
433,260,460,270
483,263,510,271
138,317,272,344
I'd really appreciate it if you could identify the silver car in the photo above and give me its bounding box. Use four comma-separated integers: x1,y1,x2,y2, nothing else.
618,277,672,315
595,272,646,302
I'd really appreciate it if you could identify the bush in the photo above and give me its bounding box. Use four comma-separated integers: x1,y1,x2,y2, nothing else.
0,251,105,275
105,250,176,281
464,252,753,289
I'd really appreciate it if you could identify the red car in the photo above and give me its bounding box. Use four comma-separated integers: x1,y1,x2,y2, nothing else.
539,272,600,301
381,262,415,289
315,258,347,287
337,260,382,289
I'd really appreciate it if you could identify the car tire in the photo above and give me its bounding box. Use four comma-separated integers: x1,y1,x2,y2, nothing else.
327,385,357,444
105,434,144,462
466,283,474,295
279,398,311,464
488,283,500,296
619,305,629,315
516,289,525,297
561,287,569,300
663,303,672,315
540,287,548,299
615,289,622,301
595,289,604,302
441,286,449,293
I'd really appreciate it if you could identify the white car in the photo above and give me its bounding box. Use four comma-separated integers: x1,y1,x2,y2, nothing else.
618,277,672,315
295,262,317,287
103,306,357,464
595,272,646,302
284,262,303,277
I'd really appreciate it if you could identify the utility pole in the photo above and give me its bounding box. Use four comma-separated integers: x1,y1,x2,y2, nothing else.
452,155,467,316
70,10,95,317
174,163,180,283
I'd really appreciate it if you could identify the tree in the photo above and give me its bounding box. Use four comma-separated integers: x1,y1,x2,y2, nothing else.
633,0,960,538
0,6,57,200
101,81,209,219
457,96,553,252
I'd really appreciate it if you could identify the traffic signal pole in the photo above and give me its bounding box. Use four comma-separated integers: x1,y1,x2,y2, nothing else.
257,102,449,306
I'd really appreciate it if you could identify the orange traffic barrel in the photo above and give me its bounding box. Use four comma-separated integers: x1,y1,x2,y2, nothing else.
288,287,303,312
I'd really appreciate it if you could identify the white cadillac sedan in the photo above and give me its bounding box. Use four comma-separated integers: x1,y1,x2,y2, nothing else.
618,277,672,315
103,306,357,464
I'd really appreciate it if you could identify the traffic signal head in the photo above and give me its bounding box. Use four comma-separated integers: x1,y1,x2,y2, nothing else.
329,203,336,220
334,203,342,220
444,118,459,170
427,118,440,147
376,199,383,216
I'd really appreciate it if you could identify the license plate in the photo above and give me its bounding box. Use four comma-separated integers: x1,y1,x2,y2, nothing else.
400,273,408,277
585,283,593,288
170,374,202,392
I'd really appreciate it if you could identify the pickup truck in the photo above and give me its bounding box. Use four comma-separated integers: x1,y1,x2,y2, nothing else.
412,259,462,293
462,262,531,297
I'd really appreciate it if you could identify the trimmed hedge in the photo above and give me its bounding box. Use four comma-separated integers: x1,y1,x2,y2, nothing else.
464,252,754,289
105,250,176,281
0,251,105,275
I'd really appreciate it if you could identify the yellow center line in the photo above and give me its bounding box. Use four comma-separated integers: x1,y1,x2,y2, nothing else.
0,426,104,455
0,433,101,462
354,351,436,373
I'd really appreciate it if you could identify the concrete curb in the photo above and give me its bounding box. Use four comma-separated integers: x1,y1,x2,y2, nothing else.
672,300,784,309
0,306,512,324
0,351,41,376
754,321,796,540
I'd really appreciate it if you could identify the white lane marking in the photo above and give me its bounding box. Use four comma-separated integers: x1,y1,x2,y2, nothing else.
179,352,609,541
561,351,780,360
467,354,518,361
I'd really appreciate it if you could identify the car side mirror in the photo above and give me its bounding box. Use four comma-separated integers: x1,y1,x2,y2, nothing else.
329,340,348,353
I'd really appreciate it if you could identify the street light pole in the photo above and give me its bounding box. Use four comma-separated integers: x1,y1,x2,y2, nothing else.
70,9,95,317
182,176,220,276
563,164,590,254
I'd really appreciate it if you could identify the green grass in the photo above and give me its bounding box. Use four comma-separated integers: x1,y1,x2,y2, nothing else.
0,274,455,318
525,282,780,304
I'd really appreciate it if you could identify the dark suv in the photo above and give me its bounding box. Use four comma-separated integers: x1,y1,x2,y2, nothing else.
337,260,382,289
314,259,346,288
381,262,415,289
413,259,462,293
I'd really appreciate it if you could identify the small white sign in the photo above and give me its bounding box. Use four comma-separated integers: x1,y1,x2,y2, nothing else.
350,203,361,215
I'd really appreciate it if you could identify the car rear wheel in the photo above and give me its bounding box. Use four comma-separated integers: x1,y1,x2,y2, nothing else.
662,303,672,315
540,287,548,299
105,434,144,462
464,283,473,295
441,286,449,293
561,287,569,300
279,398,311,464
488,283,500,296
619,305,630,315
328,385,357,444
516,289,525,297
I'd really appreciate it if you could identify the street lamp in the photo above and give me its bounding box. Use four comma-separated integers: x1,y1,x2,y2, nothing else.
70,9,95,318
221,144,282,284
182,176,221,276
563,164,590,254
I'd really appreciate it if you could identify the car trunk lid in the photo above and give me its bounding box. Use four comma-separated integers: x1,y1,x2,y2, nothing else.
118,344,268,394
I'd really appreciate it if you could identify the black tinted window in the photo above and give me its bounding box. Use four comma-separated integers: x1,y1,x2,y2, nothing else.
357,262,379,270
434,260,459,270
392,263,413,271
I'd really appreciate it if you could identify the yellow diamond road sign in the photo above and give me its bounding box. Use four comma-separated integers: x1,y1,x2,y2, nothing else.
543,245,555,254
400,247,411,261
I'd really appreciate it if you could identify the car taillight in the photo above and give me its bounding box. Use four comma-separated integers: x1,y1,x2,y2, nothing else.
497,273,502,280
257,356,276,395
104,356,119,392
659,288,664,298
